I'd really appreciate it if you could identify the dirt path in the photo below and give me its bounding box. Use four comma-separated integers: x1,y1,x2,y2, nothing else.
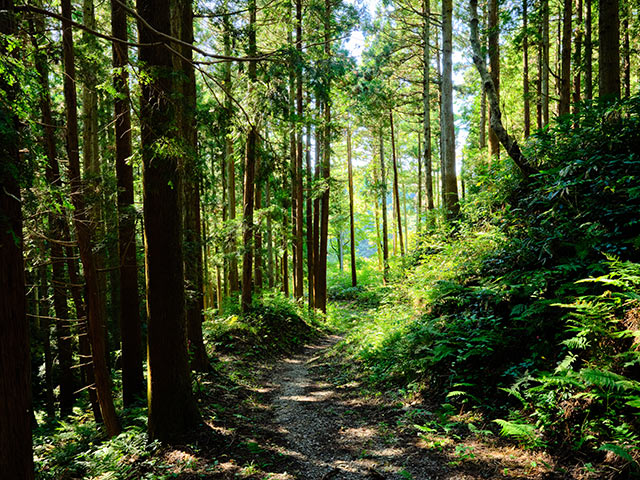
266,335,442,480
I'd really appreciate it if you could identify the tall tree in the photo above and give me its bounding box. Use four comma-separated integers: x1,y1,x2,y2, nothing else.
523,0,531,136
61,0,120,437
315,0,332,313
379,130,389,281
242,0,258,312
558,0,572,115
389,110,404,255
0,1,34,476
572,0,583,116
31,17,75,416
137,0,201,440
584,0,593,99
541,0,550,125
470,0,538,177
488,0,500,158
347,127,357,286
111,0,144,406
442,0,459,216
294,0,304,300
599,0,620,98
223,8,240,295
422,0,434,210
176,0,209,372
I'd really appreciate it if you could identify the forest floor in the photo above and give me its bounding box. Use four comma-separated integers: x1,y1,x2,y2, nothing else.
153,330,605,480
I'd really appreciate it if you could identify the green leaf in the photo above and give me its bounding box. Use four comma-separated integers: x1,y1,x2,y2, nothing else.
598,444,636,464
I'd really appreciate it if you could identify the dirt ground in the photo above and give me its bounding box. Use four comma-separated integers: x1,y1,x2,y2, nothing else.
156,335,618,480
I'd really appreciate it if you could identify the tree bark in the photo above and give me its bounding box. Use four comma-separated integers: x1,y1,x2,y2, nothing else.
488,0,500,158
254,150,263,290
523,0,531,136
31,20,75,415
294,0,304,300
584,0,593,100
137,0,200,440
306,124,314,307
315,0,332,313
542,0,550,125
82,0,110,371
242,0,258,312
422,0,434,211
559,0,572,115
111,0,144,405
572,0,583,117
598,0,620,98
379,130,389,282
389,110,404,255
176,0,209,372
442,0,460,216
417,132,422,230
469,0,538,178
622,5,630,97
0,2,34,475
223,9,239,294
347,128,357,287
62,0,120,437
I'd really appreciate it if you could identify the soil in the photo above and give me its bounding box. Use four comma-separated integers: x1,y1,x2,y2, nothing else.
157,335,613,480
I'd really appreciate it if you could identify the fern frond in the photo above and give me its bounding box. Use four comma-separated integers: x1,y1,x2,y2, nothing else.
493,419,538,441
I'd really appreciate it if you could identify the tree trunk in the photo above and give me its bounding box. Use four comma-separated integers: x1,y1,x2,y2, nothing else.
306,124,314,307
488,0,500,158
599,0,620,98
31,21,76,415
379,130,389,282
622,5,630,97
254,151,263,290
572,0,583,117
542,0,550,125
422,0,435,211
584,0,593,100
266,180,275,288
347,128,357,287
312,123,321,301
373,160,383,270
242,0,258,312
224,10,239,294
294,0,304,300
469,0,538,178
389,110,404,254
176,0,209,372
137,0,200,440
111,0,144,406
82,0,110,372
559,0,572,115
442,0,460,217
62,0,120,437
417,132,422,230
315,0,332,313
523,0,531,136
0,2,34,475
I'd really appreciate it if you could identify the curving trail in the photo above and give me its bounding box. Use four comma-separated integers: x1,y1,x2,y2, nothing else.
266,335,441,480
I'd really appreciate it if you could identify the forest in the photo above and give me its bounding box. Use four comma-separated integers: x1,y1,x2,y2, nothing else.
1,0,639,478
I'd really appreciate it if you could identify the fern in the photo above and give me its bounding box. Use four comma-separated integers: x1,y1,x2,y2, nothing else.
580,368,634,391
493,419,539,444
598,443,637,465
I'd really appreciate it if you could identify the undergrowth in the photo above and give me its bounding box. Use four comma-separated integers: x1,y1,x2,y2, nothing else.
331,95,640,475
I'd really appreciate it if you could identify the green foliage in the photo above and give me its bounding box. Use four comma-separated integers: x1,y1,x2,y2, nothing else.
333,97,640,463
205,292,322,358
